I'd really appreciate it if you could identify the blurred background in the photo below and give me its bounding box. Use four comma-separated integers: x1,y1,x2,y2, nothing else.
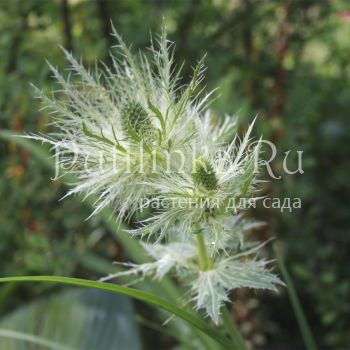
0,0,349,349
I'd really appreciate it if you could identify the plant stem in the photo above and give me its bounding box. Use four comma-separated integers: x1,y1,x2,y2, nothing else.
195,226,211,270
221,307,248,350
274,243,317,350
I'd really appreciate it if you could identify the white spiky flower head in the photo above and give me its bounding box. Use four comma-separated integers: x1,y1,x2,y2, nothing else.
29,26,212,220
30,26,284,324
105,112,284,322
130,116,262,247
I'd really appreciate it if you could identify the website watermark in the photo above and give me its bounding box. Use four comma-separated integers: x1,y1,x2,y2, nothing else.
138,196,302,213
52,139,304,180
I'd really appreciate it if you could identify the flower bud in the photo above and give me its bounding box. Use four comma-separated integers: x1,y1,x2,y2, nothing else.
192,158,218,191
121,100,153,138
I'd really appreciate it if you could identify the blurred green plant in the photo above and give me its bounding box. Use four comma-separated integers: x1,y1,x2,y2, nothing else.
0,288,141,350
0,276,233,349
1,0,350,348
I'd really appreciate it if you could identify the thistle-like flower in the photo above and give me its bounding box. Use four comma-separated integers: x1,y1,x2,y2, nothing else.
31,27,283,324
29,26,210,220
110,115,283,322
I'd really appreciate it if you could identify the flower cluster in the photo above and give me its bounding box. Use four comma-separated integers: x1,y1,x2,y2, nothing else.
31,27,283,323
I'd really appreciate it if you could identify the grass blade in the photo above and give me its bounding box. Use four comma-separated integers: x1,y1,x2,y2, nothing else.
0,276,233,348
221,307,248,350
274,244,317,350
0,329,74,350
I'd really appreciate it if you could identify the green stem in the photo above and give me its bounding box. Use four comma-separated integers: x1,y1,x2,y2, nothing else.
195,226,211,270
274,244,317,350
221,307,248,350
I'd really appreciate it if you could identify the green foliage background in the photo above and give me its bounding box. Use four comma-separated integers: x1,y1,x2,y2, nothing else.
1,0,349,348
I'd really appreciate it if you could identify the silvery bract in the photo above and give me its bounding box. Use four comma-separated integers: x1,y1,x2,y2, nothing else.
30,27,283,324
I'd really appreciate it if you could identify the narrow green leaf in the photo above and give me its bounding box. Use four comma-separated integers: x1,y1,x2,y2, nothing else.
221,307,248,350
0,276,233,349
0,329,73,350
82,122,115,147
274,244,317,350
240,174,253,195
0,288,141,350
157,129,163,144
111,125,127,152
148,99,166,134
172,55,205,126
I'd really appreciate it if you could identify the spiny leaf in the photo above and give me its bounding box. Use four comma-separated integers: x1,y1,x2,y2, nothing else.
148,99,166,134
82,122,126,152
82,122,114,146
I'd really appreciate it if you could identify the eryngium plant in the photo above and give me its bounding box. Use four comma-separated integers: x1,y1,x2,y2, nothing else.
29,27,283,324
